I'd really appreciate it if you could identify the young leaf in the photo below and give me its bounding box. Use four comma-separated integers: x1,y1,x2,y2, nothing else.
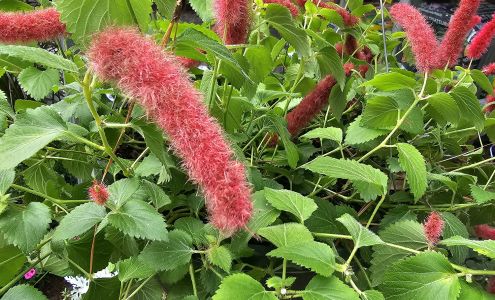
264,188,317,222
0,44,78,72
381,252,461,300
0,202,51,253
337,214,383,248
451,86,484,131
1,284,48,300
267,241,336,276
258,223,314,247
302,275,360,300
397,143,427,200
57,0,152,44
363,72,416,91
212,273,277,300
370,220,428,286
303,157,388,196
53,202,107,241
265,4,310,57
107,200,168,241
345,116,388,145
441,236,495,259
0,106,68,170
139,230,193,271
300,127,343,144
208,245,232,272
18,67,59,100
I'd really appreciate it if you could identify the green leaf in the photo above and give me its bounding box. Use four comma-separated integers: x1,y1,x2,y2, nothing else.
345,116,388,145
208,245,232,272
0,202,51,252
471,69,494,95
337,214,383,248
370,220,428,286
0,245,26,286
213,273,278,300
154,0,175,18
264,188,317,222
361,96,399,129
440,236,495,259
18,67,59,101
118,256,155,282
302,275,360,300
300,127,343,144
426,92,460,125
0,0,33,11
451,86,484,131
107,178,142,208
381,252,461,300
362,290,385,300
441,212,469,264
470,185,495,203
428,173,457,192
188,0,214,22
316,47,345,89
108,200,168,241
1,284,48,300
258,223,314,247
0,106,68,170
0,169,14,195
174,217,206,246
57,0,152,44
363,72,416,91
268,241,336,276
82,277,120,300
53,202,107,241
139,230,193,271
0,44,78,72
142,180,171,209
266,113,299,168
303,157,388,197
397,143,427,200
248,191,281,232
459,281,495,300
265,4,311,57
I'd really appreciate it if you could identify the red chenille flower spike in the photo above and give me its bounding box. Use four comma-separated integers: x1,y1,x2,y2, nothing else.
475,224,495,240
0,8,66,43
214,0,251,45
423,211,444,245
483,63,495,75
264,0,299,17
88,28,252,234
88,180,109,206
467,14,495,60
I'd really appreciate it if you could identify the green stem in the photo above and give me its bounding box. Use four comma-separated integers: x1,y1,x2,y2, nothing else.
65,131,105,151
11,184,90,205
189,264,198,298
313,233,353,240
450,156,495,173
366,194,386,228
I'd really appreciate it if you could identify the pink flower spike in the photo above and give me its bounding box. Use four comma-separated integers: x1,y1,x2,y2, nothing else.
88,28,252,234
24,268,36,280
88,180,109,206
344,62,354,76
177,57,200,70
467,14,495,59
437,0,481,67
0,8,66,44
423,211,444,246
214,0,251,45
390,4,440,73
483,63,495,75
264,0,300,17
475,224,495,239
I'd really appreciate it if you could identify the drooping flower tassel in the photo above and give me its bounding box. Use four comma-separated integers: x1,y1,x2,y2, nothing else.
214,0,252,44
423,212,444,246
390,4,440,73
437,0,481,67
0,8,66,43
475,224,495,240
467,14,495,60
88,28,252,234
264,0,299,17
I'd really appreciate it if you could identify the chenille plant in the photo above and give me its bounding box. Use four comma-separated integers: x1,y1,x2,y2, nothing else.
2,0,495,299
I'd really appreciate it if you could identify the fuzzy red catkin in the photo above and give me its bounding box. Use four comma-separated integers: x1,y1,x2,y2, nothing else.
423,211,444,245
475,224,495,239
437,0,481,67
264,0,299,17
390,4,440,73
483,63,495,75
0,8,66,43
214,0,251,45
467,14,495,59
177,57,200,70
286,75,336,136
88,28,252,233
344,35,358,56
88,180,109,206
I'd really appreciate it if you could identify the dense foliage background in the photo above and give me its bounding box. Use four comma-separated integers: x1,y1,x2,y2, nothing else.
1,0,495,299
